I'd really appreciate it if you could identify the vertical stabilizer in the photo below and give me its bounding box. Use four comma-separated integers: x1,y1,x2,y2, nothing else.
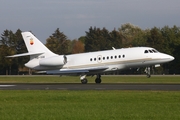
21,32,57,69
21,32,54,55
7,32,63,70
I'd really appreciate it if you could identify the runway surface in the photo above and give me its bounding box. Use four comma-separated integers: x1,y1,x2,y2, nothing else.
0,83,180,90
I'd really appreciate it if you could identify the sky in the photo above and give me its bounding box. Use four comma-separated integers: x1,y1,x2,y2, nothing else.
0,0,180,43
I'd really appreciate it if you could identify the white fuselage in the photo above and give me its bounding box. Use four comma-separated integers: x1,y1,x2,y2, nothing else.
25,47,174,74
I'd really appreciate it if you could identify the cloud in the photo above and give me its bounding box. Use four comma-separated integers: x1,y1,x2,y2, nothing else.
0,0,180,41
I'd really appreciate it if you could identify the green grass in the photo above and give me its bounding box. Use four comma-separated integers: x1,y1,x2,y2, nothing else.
0,75,180,119
0,90,180,120
0,75,180,84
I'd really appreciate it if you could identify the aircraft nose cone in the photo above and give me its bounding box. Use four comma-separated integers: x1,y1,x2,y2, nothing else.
165,54,174,62
159,54,174,63
170,56,174,61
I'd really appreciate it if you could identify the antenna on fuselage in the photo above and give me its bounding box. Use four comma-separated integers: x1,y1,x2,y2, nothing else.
112,47,116,50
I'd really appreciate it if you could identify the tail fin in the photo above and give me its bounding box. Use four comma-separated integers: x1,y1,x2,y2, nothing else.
22,32,53,54
7,31,60,70
7,32,55,58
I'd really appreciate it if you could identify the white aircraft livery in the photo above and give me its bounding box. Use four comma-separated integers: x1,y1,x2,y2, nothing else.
7,32,174,84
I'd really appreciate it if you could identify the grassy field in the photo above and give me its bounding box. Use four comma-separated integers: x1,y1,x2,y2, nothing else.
0,75,180,83
0,75,180,120
0,90,180,120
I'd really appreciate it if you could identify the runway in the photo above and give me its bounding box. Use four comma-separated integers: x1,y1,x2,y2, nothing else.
0,83,180,90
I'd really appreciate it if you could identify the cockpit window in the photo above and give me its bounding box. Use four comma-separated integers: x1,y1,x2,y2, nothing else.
145,49,159,54
152,49,158,53
144,50,148,53
149,50,153,53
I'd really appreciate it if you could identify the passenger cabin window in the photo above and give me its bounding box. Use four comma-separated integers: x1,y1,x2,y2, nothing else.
90,54,127,62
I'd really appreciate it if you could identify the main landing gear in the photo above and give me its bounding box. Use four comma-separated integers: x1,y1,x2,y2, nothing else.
144,67,151,78
95,74,101,83
80,74,102,84
80,75,88,84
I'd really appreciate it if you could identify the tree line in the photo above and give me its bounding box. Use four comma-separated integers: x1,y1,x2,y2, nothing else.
0,23,180,75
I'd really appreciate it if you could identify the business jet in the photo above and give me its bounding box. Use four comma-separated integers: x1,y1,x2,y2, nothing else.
7,32,174,84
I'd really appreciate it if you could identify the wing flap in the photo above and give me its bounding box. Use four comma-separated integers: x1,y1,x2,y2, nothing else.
47,69,89,74
46,66,109,74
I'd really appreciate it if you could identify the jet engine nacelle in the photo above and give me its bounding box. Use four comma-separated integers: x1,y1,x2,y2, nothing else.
39,55,67,66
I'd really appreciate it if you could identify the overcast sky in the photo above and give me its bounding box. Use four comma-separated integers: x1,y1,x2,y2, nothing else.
0,0,180,43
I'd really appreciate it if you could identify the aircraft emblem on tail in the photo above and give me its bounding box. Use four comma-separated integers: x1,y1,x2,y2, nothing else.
30,38,34,45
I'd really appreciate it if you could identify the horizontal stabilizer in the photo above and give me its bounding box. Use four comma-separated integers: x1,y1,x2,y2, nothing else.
6,52,44,58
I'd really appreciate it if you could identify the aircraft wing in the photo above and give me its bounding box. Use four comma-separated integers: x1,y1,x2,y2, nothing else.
46,66,109,74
